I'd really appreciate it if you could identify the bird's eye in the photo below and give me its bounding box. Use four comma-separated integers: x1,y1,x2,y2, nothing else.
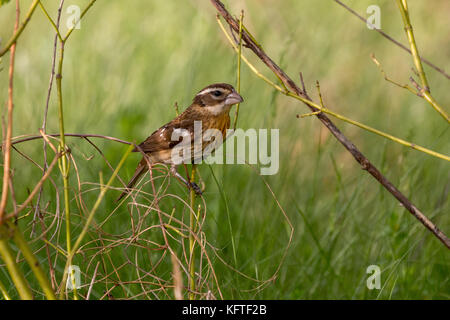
212,90,222,97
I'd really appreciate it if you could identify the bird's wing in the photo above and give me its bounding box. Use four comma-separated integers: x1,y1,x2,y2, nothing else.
134,116,196,154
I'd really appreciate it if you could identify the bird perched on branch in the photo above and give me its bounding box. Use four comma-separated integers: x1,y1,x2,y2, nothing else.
117,83,243,201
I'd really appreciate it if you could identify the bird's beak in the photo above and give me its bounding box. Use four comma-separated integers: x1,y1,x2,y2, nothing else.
225,91,244,105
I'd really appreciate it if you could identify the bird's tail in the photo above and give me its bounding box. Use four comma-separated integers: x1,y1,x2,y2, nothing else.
116,160,146,202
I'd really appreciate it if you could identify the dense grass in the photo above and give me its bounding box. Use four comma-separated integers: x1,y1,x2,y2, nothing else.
0,0,449,299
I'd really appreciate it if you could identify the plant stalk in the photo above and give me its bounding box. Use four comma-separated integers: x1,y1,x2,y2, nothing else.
396,0,449,122
0,0,40,58
0,236,33,300
189,165,197,300
8,221,57,299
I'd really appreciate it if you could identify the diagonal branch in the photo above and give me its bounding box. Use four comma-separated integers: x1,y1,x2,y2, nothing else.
216,17,449,162
0,0,39,58
209,0,450,249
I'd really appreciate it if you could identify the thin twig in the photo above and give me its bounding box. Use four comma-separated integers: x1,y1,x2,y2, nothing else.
4,152,63,221
232,10,244,130
171,251,183,300
86,261,100,300
63,0,97,41
188,165,197,300
10,133,133,147
33,0,64,237
37,0,63,41
0,0,39,58
58,144,133,299
0,0,20,223
333,0,450,80
370,53,416,94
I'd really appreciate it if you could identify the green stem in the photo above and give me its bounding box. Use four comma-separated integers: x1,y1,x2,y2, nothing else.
8,221,56,300
0,276,11,300
422,91,450,123
38,1,63,41
396,0,449,123
287,91,450,162
0,235,33,300
63,0,97,41
189,165,197,300
396,0,429,91
208,166,237,266
0,0,40,58
53,0,98,299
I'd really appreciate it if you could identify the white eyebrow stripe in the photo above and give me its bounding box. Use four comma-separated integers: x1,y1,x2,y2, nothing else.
197,87,224,96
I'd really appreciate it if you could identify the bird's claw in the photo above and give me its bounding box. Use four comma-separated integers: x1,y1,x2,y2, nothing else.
190,182,202,196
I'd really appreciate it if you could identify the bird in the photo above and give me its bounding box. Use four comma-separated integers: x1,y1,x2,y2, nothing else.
117,83,243,201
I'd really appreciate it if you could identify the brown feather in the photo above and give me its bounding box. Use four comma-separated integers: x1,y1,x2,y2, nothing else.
117,83,240,201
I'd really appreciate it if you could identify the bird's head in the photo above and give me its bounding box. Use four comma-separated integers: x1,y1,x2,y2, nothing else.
193,83,243,115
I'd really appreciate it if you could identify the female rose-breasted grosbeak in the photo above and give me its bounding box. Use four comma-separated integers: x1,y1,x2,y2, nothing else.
117,83,243,200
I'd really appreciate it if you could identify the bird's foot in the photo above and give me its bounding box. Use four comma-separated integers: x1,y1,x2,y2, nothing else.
190,182,202,196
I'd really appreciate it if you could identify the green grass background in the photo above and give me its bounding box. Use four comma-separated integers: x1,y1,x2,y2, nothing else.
0,0,449,299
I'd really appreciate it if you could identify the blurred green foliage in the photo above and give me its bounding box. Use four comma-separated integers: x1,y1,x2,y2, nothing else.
0,0,11,8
